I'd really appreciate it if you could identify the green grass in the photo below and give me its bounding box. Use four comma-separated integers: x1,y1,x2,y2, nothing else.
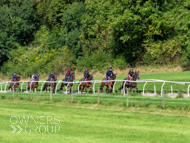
0,99,190,143
1,92,190,110
1,71,190,94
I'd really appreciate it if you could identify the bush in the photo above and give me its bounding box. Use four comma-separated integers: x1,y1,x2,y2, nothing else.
76,52,127,72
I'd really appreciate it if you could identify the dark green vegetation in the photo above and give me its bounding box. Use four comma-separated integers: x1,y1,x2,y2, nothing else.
0,98,190,142
1,0,190,77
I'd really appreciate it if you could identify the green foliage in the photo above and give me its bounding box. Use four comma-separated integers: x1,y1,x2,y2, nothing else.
0,0,41,68
1,0,190,76
1,45,75,77
76,52,126,72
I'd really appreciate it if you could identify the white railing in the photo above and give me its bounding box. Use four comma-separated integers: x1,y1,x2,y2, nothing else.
0,79,189,97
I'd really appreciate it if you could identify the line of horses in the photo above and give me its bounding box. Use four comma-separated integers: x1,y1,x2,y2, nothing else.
8,71,140,94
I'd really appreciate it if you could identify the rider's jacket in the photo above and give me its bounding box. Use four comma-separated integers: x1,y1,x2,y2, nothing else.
12,75,17,81
65,72,71,80
128,71,134,80
84,70,89,78
32,74,38,80
106,70,113,80
48,73,54,81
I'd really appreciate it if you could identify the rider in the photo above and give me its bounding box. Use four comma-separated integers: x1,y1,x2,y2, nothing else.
83,67,89,81
48,71,54,81
128,68,134,80
12,72,17,85
106,67,113,80
65,69,71,81
32,72,38,81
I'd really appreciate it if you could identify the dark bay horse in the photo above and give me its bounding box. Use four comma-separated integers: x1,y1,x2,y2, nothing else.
79,74,93,93
59,73,75,93
28,75,40,92
9,76,21,91
118,71,140,92
100,73,117,93
43,74,57,93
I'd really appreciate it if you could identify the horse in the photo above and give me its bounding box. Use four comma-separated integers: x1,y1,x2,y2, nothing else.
28,75,40,92
118,71,140,92
9,76,21,91
59,73,75,93
79,74,93,93
100,73,117,93
43,74,57,93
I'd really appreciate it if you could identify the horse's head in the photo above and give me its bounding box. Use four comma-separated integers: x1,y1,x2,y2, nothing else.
17,76,21,81
54,73,57,81
134,71,140,80
110,73,116,80
71,73,75,80
90,74,93,80
37,75,40,81
113,73,117,80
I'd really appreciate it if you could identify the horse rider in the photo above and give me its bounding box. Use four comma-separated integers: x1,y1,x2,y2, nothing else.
65,69,71,81
106,67,113,81
83,67,89,81
128,68,134,80
32,72,38,81
12,72,17,85
48,71,54,81
126,68,134,85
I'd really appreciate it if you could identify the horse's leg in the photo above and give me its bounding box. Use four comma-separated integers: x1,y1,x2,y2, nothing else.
106,85,108,93
118,82,123,90
89,86,92,93
60,83,63,90
130,87,132,92
82,86,85,93
70,86,72,94
85,86,87,93
43,84,46,91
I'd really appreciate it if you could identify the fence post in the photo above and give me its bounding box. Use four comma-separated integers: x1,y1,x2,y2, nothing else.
170,83,173,95
30,81,32,100
50,86,52,100
161,82,165,97
162,88,165,108
98,87,100,104
55,82,61,93
187,84,190,97
40,81,46,94
78,82,81,94
71,87,73,103
93,81,96,94
143,82,147,96
13,83,15,99
21,82,24,92
127,88,129,107
5,82,8,91
153,83,156,95
113,82,117,92
123,81,126,96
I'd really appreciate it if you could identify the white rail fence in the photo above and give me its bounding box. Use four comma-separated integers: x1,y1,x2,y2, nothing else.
0,79,190,97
